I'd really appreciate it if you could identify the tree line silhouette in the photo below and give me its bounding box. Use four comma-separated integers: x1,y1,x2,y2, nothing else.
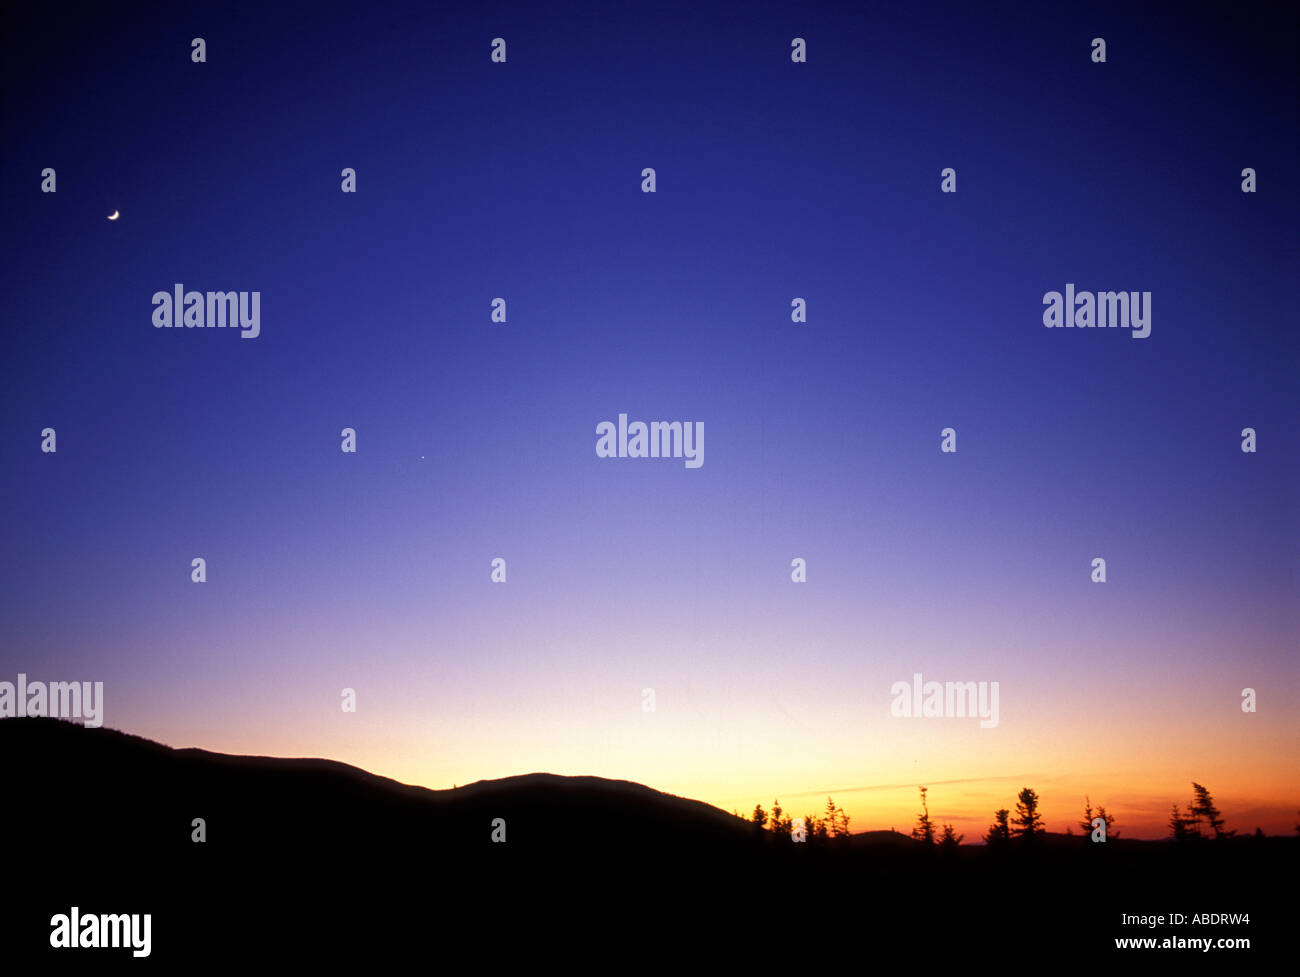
1168,782,1234,840
966,782,1236,845
741,781,1260,845
748,796,852,842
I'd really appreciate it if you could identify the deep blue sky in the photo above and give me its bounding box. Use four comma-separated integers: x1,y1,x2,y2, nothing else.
2,1,1296,835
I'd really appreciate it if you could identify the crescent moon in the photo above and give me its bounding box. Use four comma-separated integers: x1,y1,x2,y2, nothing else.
107,211,120,220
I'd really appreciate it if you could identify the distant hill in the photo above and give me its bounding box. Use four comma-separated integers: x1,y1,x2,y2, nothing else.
848,828,915,847
0,717,753,859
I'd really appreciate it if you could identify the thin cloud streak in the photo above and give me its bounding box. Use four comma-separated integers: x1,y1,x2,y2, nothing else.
782,774,1043,799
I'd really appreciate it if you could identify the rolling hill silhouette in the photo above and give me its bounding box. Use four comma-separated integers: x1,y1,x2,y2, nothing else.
3,718,1292,964
1,717,751,857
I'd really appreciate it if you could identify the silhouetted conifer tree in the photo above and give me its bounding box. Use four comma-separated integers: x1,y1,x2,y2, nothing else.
1095,805,1117,839
769,799,793,838
911,786,935,846
1190,783,1233,839
939,824,963,851
1169,804,1196,841
1080,796,1117,839
1012,787,1043,839
984,808,1011,845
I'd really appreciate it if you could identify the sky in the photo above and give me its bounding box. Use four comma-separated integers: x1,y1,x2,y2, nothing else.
2,0,1297,839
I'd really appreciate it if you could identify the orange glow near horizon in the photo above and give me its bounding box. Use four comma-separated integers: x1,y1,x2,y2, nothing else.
118,659,1298,841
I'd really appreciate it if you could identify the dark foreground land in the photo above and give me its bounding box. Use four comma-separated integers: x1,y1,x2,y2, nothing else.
2,718,1291,966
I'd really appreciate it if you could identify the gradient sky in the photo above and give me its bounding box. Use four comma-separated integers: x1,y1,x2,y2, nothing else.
3,0,1297,839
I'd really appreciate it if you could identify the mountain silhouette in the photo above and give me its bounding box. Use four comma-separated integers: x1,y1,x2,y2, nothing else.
3,718,1292,964
1,717,750,858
